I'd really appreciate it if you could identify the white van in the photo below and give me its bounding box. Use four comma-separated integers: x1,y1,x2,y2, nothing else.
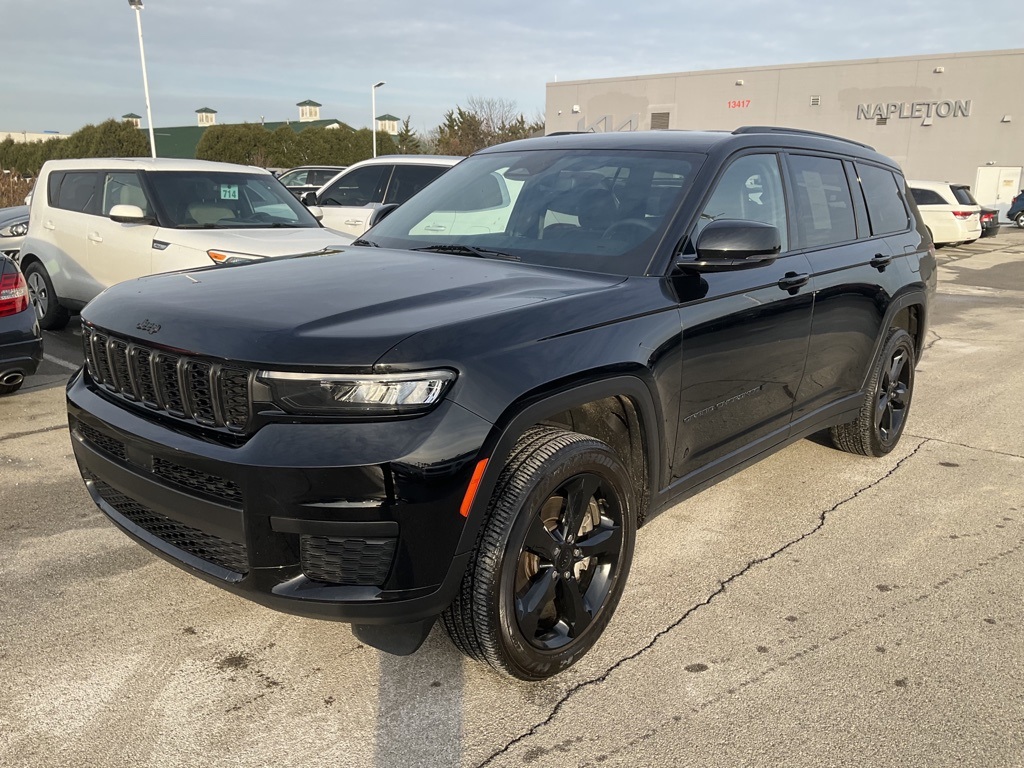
907,180,982,247
20,158,353,330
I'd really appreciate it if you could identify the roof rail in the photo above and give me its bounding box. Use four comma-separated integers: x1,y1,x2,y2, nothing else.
545,131,590,137
732,125,874,151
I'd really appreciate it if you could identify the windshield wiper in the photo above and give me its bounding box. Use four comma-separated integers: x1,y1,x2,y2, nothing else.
351,238,379,247
412,244,520,262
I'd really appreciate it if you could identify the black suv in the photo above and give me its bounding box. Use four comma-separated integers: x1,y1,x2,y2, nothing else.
68,127,936,680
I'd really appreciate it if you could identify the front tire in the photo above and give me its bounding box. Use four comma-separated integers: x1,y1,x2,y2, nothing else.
23,261,70,331
831,328,915,457
1015,212,1024,229
442,426,636,680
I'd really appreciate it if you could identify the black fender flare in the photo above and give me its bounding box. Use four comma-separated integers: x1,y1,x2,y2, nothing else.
453,374,664,558
860,286,929,391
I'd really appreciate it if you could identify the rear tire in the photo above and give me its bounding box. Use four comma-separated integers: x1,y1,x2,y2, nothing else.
831,328,915,457
442,426,636,680
1015,212,1024,229
23,261,70,331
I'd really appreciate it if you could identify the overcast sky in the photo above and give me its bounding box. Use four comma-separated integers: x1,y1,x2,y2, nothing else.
1,0,1018,137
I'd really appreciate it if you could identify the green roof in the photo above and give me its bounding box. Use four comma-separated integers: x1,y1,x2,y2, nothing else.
146,119,352,159
122,113,142,119
296,99,322,107
376,113,400,121
195,107,218,114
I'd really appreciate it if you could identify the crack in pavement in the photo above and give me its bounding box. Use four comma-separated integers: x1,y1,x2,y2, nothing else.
0,423,67,444
904,433,1024,461
474,439,929,768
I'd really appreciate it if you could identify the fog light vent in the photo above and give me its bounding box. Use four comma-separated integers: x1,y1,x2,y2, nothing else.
300,535,396,586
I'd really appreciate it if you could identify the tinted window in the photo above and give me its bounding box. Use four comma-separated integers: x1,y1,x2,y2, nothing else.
309,168,343,186
857,164,909,235
101,172,151,216
55,172,98,213
320,166,389,206
788,154,856,248
383,165,447,204
697,153,788,251
910,188,947,206
277,169,308,187
952,186,978,206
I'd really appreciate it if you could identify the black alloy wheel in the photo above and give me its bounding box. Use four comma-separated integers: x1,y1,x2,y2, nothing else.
442,426,636,680
831,328,916,457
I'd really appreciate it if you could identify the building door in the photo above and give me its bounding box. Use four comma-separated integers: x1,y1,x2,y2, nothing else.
974,166,1022,218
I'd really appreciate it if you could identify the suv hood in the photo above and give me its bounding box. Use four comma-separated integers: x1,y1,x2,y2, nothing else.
160,226,353,256
82,248,625,367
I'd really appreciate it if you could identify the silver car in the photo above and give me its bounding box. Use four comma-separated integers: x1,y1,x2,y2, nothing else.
0,205,29,261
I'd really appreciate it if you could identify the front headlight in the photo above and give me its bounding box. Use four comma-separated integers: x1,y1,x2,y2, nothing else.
0,221,28,238
256,369,457,416
207,249,264,265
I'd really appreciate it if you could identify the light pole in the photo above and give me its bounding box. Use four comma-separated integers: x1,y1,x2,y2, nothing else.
128,0,157,158
371,81,386,158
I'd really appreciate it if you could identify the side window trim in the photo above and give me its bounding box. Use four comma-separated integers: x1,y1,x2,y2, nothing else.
843,160,871,240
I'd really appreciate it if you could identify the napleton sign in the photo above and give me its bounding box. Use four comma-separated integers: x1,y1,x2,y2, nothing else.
857,100,972,125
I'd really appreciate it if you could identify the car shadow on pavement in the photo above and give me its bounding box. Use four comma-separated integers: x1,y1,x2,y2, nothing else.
374,626,464,766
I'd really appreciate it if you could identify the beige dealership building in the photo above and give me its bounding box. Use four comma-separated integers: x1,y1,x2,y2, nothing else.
545,49,1024,215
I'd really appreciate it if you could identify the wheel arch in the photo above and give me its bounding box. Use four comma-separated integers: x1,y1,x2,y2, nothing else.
456,374,664,556
860,289,928,392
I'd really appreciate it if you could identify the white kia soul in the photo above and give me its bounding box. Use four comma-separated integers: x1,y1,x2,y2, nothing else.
19,158,353,330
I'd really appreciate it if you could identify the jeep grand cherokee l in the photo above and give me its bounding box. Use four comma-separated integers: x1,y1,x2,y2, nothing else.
68,127,936,680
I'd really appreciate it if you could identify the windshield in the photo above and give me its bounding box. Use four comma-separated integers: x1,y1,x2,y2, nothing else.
363,149,702,276
144,171,320,229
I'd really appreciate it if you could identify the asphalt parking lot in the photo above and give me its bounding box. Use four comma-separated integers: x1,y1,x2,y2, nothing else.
2,231,1023,767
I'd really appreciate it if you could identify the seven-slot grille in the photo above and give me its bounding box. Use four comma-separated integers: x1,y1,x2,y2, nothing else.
82,325,252,432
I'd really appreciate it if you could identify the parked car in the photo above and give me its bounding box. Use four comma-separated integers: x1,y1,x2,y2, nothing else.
68,127,935,680
277,165,348,199
908,180,982,247
19,158,353,331
0,253,42,395
980,207,1000,238
307,155,461,237
1007,190,1024,228
0,205,29,261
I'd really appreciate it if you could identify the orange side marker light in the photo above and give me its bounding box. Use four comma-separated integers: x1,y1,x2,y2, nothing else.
459,459,489,518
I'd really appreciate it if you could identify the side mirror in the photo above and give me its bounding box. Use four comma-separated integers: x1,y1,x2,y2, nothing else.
109,204,151,224
307,205,324,222
368,203,400,229
684,219,781,271
300,191,318,206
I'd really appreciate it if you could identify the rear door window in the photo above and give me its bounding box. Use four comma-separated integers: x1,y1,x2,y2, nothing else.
856,164,910,235
787,154,857,248
55,172,99,213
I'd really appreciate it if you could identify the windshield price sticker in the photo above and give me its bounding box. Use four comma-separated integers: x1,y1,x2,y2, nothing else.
220,184,239,200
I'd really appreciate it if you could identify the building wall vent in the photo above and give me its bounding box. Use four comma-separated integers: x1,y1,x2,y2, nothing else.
810,96,821,107
876,117,888,126
650,112,671,130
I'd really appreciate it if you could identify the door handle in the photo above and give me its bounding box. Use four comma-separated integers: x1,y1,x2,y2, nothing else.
423,225,447,232
88,232,103,243
344,219,364,226
44,221,56,230
777,273,810,292
870,253,893,271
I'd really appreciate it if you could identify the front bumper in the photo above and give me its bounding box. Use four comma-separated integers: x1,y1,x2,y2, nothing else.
67,369,493,625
